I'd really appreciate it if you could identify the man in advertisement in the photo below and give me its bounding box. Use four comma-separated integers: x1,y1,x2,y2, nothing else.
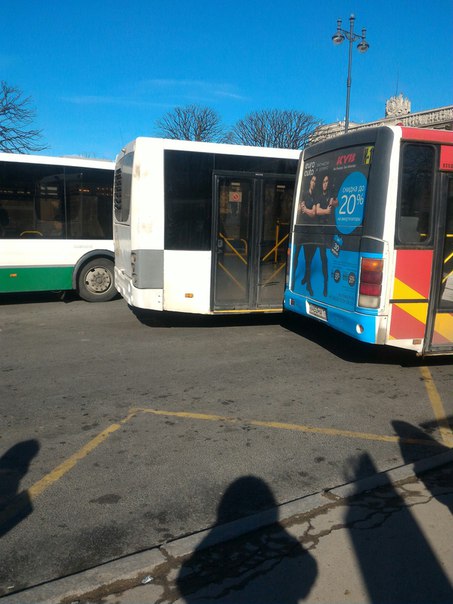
291,145,369,307
293,174,317,296
315,174,337,296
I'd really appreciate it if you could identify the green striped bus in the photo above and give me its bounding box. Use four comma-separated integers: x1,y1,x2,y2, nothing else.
0,152,116,302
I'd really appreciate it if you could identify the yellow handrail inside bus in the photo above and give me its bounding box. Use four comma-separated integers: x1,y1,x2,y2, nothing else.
219,233,248,265
217,261,246,292
261,221,290,263
20,230,43,237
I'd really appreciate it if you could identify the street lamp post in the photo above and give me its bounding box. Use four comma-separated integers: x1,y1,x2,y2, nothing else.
332,14,369,133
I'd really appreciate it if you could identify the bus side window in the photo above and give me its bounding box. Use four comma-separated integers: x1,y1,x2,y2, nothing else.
397,144,435,246
66,169,113,240
36,174,65,238
0,163,35,238
0,206,9,236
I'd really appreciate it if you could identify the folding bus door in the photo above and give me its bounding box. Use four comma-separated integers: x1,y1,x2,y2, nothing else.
212,175,254,310
425,171,453,354
212,174,294,312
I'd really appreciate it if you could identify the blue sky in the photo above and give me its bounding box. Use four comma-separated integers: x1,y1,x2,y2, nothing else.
2,0,452,159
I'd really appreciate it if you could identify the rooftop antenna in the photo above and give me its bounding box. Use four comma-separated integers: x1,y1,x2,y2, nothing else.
395,69,400,96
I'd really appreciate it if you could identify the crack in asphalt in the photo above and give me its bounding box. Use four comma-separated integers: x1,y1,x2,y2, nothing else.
145,473,453,603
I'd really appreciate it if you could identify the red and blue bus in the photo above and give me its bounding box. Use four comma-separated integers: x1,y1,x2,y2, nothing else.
284,126,453,356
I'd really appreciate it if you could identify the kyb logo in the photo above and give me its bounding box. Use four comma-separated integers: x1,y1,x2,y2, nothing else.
336,153,356,166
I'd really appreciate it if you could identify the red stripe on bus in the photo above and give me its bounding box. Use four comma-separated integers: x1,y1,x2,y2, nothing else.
394,250,433,299
401,128,453,144
440,145,453,172
390,304,426,339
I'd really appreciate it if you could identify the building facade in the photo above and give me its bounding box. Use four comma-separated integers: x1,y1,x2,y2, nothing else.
312,95,453,143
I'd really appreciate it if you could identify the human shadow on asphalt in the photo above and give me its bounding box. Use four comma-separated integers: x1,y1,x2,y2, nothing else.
0,439,40,538
280,312,453,367
393,419,453,515
176,475,317,603
345,452,453,603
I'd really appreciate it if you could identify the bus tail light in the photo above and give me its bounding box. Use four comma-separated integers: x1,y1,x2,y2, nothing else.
285,245,291,286
131,252,138,285
358,257,383,309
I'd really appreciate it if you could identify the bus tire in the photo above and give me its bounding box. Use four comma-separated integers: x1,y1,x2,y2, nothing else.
77,257,117,302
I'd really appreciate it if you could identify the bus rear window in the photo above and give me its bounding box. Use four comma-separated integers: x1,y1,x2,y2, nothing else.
397,144,435,245
295,145,373,236
114,152,133,223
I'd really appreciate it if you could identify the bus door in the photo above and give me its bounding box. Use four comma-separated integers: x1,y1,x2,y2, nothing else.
212,173,294,311
425,171,453,354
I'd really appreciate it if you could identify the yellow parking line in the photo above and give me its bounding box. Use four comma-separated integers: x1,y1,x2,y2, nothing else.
0,411,138,530
28,410,138,501
4,391,447,529
133,407,440,447
419,366,453,448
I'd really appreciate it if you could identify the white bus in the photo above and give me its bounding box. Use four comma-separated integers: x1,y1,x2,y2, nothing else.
0,153,116,302
113,138,300,314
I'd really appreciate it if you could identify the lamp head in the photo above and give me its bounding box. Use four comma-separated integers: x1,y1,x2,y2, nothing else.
357,40,369,53
332,18,344,45
357,28,369,53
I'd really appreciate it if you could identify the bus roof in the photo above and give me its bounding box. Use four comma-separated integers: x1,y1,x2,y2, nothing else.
0,152,114,170
117,137,302,162
304,125,453,160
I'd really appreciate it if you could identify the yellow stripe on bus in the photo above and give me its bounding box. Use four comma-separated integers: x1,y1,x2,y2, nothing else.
392,278,428,327
433,313,453,342
393,279,453,343
392,277,425,301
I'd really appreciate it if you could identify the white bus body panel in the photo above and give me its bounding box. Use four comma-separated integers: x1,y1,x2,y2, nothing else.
164,250,212,313
115,251,212,313
131,139,165,251
0,239,113,267
114,272,163,311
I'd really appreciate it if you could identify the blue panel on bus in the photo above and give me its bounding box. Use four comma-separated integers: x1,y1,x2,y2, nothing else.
283,290,379,344
291,242,361,311
285,144,379,341
335,172,367,235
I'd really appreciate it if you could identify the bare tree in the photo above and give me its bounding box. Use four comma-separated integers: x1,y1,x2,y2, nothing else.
155,104,224,142
0,81,46,153
226,109,322,149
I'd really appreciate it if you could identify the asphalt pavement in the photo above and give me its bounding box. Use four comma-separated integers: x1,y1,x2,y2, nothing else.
3,449,452,604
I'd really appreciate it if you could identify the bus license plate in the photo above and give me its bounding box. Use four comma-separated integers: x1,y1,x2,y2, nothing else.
307,302,327,321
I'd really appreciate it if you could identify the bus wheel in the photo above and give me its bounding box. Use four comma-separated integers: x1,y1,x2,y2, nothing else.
77,258,116,302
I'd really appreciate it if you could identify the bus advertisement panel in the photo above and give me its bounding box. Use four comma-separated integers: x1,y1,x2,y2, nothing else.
289,144,374,315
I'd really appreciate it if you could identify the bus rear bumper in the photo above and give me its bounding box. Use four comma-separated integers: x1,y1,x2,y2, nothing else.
284,293,387,345
114,267,163,311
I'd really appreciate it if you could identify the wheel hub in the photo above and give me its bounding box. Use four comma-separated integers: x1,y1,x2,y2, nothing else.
85,267,112,293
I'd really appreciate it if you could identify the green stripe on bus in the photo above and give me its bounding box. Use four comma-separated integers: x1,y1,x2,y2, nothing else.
0,266,74,293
